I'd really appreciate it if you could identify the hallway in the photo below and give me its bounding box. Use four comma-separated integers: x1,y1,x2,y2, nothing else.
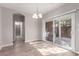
0,40,78,56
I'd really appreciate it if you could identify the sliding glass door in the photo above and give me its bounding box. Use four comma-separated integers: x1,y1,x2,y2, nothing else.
54,17,72,50
43,13,75,51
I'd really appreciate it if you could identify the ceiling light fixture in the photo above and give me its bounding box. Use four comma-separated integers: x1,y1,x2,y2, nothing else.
32,4,43,19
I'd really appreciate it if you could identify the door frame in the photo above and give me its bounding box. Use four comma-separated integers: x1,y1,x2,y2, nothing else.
53,14,72,50
13,13,25,43
42,13,76,51
45,20,53,42
42,18,54,43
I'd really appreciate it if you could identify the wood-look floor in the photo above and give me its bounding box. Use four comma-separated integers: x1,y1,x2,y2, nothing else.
0,40,78,56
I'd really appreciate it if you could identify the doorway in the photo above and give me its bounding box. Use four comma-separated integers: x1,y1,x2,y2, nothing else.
13,14,25,46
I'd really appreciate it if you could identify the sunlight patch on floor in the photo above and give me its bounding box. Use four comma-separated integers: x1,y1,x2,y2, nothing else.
36,47,68,55
29,41,69,56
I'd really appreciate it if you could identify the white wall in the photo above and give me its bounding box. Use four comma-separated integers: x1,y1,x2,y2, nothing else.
1,7,14,46
0,7,42,48
75,11,79,51
0,7,2,49
25,15,42,42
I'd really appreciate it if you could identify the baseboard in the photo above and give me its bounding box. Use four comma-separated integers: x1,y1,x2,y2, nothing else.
0,47,1,50
1,43,13,48
0,41,2,50
73,50,79,54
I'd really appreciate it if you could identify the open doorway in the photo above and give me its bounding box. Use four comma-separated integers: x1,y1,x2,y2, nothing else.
13,13,25,46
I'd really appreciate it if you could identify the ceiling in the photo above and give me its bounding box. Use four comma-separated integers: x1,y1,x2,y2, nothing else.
0,3,65,15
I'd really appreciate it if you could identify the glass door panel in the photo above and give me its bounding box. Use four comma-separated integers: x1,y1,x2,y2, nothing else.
54,18,71,50
61,19,71,38
60,19,71,48
45,21,53,42
54,20,60,44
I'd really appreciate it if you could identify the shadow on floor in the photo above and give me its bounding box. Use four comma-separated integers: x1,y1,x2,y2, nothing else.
0,41,42,56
